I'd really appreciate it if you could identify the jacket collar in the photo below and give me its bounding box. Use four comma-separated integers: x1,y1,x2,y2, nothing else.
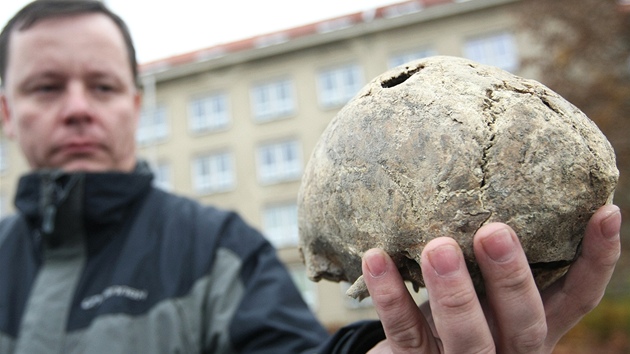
14,161,154,243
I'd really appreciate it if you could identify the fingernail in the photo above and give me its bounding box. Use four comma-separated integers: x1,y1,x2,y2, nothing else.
365,250,387,278
602,208,621,240
481,228,516,263
428,244,461,276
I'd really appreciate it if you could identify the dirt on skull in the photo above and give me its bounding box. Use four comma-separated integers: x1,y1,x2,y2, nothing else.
297,56,618,300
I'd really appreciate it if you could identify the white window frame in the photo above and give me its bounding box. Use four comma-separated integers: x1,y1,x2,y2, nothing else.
188,93,230,133
317,64,363,108
0,141,7,173
463,32,518,72
383,1,423,18
251,79,296,122
0,194,7,218
137,105,169,145
388,47,437,68
288,266,318,310
262,202,299,248
152,162,172,191
256,140,302,184
192,152,235,194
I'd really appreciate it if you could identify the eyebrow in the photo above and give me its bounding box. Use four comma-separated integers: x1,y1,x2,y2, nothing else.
17,71,66,88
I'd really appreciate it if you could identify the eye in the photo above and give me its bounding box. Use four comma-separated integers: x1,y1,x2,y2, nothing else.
35,84,62,93
22,81,63,97
92,81,121,95
96,85,113,92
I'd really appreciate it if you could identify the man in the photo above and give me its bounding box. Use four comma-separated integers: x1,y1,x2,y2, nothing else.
0,1,622,353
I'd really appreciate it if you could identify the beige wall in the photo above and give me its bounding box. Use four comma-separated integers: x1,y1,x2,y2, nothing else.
0,0,522,329
136,0,521,328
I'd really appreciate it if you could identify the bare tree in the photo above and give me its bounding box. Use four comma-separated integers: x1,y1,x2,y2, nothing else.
518,0,630,295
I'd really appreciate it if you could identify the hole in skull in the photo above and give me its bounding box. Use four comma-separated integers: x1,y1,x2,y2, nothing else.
381,65,424,88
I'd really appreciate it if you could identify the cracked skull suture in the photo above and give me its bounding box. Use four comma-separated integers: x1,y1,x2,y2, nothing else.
297,56,618,300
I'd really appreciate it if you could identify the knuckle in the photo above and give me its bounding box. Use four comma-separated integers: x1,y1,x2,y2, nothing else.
388,325,427,350
372,291,428,350
473,343,497,354
492,263,533,295
599,247,621,269
372,287,407,310
576,294,604,316
562,281,606,316
511,319,548,353
436,286,478,311
583,237,621,270
372,287,426,343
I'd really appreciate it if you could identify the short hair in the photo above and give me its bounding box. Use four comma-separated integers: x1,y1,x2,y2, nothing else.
0,0,139,87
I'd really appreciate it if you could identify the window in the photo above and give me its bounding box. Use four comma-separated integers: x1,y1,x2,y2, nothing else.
0,141,6,173
188,93,230,133
263,203,299,248
288,266,318,310
254,33,290,48
0,194,7,218
317,64,363,108
251,79,296,122
152,162,172,191
256,140,302,184
317,18,353,33
192,152,235,194
383,2,423,18
463,32,518,72
137,105,169,144
388,48,437,68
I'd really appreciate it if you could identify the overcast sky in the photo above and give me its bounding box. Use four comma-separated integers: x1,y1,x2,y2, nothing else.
1,0,402,63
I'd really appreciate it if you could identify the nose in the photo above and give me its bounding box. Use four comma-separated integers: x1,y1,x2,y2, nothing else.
61,82,94,126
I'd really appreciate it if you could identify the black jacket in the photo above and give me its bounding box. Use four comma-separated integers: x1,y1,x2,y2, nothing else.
0,164,384,353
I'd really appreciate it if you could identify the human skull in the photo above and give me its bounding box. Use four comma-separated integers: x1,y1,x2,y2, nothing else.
297,56,618,300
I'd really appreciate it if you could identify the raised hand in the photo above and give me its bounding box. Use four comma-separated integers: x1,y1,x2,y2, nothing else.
364,204,622,353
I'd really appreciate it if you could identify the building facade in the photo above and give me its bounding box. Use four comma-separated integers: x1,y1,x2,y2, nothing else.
0,0,524,330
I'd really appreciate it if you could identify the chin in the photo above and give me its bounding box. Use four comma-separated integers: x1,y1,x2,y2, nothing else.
59,161,129,173
43,156,136,173
61,164,111,173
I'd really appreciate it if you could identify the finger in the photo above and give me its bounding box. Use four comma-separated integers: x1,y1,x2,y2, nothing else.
366,340,390,354
419,301,439,338
474,223,547,353
363,248,438,353
421,237,495,353
542,204,622,344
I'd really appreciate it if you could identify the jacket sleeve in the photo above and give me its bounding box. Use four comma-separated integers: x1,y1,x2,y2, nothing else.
211,211,327,353
212,211,385,354
313,320,385,354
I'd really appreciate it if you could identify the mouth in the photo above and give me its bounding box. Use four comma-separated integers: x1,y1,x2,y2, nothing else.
50,141,108,171
53,139,107,160
61,142,102,155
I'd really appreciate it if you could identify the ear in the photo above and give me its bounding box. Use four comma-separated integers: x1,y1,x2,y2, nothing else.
0,92,16,139
132,89,142,129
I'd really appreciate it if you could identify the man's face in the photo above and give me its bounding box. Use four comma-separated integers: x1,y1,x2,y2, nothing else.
0,13,141,172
